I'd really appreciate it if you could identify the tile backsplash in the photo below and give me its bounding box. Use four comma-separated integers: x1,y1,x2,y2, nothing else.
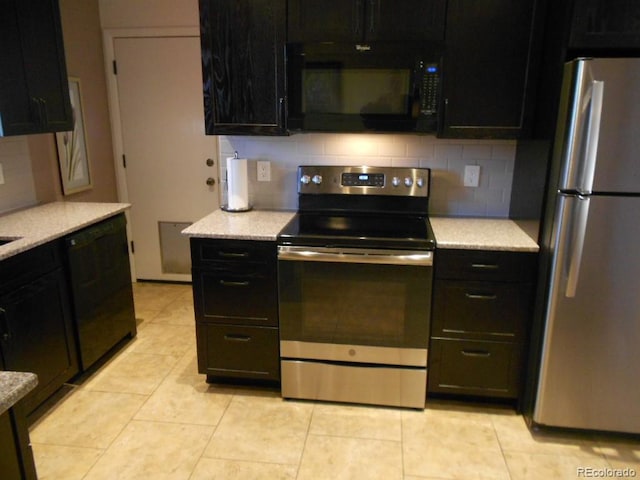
0,137,37,214
219,133,515,217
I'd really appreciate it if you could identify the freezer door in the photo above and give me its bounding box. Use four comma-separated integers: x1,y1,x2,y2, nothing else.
558,58,640,194
534,194,640,433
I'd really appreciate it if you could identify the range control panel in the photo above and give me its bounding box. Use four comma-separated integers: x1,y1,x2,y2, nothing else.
298,166,430,198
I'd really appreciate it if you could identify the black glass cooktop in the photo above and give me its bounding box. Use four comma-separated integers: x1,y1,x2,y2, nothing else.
278,213,436,250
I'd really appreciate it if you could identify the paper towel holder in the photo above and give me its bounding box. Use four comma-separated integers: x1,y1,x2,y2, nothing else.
221,151,253,212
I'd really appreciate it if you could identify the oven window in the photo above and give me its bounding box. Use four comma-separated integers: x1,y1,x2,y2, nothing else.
302,68,411,115
279,260,431,349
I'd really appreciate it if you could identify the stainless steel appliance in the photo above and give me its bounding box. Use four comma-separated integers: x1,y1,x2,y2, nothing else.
533,58,640,433
278,165,434,409
287,43,441,133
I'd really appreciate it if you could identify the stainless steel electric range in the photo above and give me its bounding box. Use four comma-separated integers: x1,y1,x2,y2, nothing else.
277,165,435,409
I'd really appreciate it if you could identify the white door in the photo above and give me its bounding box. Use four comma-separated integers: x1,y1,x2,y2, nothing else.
114,36,218,281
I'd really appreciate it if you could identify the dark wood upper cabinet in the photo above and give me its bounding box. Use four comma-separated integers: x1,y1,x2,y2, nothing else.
0,0,72,136
287,0,446,43
199,0,287,135
569,0,640,50
440,0,540,139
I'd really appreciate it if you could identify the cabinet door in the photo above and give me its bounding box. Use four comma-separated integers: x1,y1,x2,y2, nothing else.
441,0,538,138
0,410,22,480
367,0,446,42
0,0,72,136
199,0,286,135
288,0,362,43
569,0,640,49
0,268,78,415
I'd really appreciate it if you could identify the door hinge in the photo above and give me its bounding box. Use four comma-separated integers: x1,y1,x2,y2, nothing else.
113,60,118,75
122,154,127,168
130,240,135,254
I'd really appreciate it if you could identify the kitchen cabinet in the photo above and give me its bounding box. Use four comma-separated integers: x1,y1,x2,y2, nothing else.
287,0,446,43
191,238,280,383
0,0,73,136
440,0,540,139
0,406,37,480
0,241,78,418
428,249,537,401
569,0,640,50
198,0,287,135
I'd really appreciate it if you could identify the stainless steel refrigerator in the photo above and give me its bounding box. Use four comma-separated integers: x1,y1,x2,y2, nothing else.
533,57,640,433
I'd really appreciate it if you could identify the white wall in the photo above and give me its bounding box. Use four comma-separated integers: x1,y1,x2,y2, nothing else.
0,137,37,214
220,133,515,217
99,0,198,28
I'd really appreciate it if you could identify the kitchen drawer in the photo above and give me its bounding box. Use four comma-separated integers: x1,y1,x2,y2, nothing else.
198,323,280,381
190,238,276,267
431,280,533,340
435,249,537,282
428,338,522,398
192,268,278,326
0,241,61,294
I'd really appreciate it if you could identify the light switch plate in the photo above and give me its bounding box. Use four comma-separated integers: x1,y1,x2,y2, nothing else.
0,163,5,185
463,165,480,187
257,160,271,182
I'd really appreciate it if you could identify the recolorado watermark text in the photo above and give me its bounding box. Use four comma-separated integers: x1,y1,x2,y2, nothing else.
577,467,637,478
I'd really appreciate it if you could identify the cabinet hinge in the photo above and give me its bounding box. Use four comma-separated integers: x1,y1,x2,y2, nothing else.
113,60,118,75
122,154,126,168
130,241,135,254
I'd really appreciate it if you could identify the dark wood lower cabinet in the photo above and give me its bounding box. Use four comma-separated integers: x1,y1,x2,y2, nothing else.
0,406,37,480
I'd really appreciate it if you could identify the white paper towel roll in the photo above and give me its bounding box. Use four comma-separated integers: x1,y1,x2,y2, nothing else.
226,156,249,211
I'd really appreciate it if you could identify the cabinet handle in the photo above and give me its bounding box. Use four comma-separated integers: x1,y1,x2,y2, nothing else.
368,0,376,33
278,97,285,130
470,263,500,270
354,0,362,35
461,349,491,358
224,334,251,342
39,98,48,126
218,251,249,259
0,307,10,341
219,280,250,287
465,292,497,301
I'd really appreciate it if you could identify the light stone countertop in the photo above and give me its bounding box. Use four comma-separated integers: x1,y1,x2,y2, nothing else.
429,217,539,252
182,209,296,241
0,201,131,261
0,372,38,415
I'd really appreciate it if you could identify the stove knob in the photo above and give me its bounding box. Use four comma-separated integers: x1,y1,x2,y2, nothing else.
404,177,413,187
416,177,425,188
300,175,311,185
391,176,401,187
312,174,323,185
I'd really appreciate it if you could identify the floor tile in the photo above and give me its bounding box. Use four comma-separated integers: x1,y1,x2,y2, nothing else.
297,434,402,480
504,451,613,480
203,392,313,465
31,443,103,480
594,435,640,472
83,420,213,480
170,349,200,376
150,293,195,326
30,390,146,449
82,351,181,395
126,323,195,357
190,458,298,480
310,402,402,441
135,374,234,426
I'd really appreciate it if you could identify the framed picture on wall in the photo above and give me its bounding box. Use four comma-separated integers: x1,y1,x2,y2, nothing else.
55,77,92,195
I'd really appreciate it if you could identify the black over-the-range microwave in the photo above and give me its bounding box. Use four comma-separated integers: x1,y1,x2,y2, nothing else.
286,42,442,134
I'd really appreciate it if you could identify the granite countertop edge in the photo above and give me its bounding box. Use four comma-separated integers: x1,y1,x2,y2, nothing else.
0,372,38,415
0,201,131,261
182,209,296,241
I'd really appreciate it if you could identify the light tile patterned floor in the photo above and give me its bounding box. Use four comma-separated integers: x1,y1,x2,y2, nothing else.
29,282,640,480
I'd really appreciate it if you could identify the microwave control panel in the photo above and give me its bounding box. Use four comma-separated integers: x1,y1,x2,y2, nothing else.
420,63,440,115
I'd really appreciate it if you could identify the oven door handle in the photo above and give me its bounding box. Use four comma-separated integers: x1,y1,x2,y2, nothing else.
277,246,433,266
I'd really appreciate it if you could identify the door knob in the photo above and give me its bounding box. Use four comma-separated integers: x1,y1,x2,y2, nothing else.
206,177,215,186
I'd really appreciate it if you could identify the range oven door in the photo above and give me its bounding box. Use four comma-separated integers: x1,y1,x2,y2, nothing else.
277,245,433,408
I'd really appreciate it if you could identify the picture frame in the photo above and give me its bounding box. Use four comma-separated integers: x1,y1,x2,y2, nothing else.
55,77,92,195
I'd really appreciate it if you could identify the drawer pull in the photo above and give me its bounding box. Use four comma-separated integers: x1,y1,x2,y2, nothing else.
218,251,249,259
465,293,497,301
224,334,252,342
219,280,250,287
470,263,500,270
461,349,491,358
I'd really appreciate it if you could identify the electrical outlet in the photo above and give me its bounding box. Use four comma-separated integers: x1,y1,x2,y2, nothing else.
257,160,271,182
463,165,480,187
0,163,4,185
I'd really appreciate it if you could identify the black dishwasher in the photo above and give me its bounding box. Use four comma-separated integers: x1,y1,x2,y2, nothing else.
64,214,137,371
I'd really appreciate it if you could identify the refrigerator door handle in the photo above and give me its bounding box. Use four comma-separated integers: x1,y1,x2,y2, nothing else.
580,80,604,194
565,195,590,298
